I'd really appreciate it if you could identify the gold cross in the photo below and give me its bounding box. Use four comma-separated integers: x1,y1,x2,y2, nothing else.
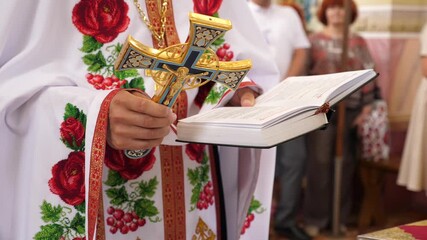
114,12,252,108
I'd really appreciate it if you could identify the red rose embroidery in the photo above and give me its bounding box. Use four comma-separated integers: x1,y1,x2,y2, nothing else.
72,0,130,43
105,145,156,180
193,0,222,16
185,144,206,163
60,117,85,148
49,152,85,206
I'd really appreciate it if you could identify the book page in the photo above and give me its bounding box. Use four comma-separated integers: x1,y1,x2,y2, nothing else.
179,105,303,127
179,69,375,128
256,70,372,106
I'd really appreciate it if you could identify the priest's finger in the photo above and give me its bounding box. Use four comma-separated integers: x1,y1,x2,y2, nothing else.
227,87,258,106
110,90,176,126
110,123,172,142
111,90,175,119
110,109,177,129
107,125,171,150
239,89,256,107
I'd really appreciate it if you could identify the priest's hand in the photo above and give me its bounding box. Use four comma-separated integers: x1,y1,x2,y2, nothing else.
107,90,177,150
227,87,259,107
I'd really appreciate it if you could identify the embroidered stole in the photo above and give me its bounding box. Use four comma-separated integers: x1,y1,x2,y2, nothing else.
145,1,223,239
88,1,224,239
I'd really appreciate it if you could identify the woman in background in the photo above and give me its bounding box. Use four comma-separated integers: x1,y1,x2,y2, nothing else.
303,0,381,236
397,23,427,194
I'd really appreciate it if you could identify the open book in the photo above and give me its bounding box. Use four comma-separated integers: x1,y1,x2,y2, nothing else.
176,69,378,148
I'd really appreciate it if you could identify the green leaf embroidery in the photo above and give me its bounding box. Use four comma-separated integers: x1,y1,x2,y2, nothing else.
62,104,86,151
114,42,122,55
187,168,199,186
74,202,85,213
248,198,262,214
201,152,209,165
40,200,63,223
121,80,131,89
200,165,210,183
81,35,103,53
83,51,107,72
212,35,225,47
34,224,64,240
63,103,79,121
187,162,211,207
106,186,129,206
138,177,158,198
205,86,227,104
114,69,139,80
190,183,202,205
70,212,85,234
77,112,87,128
64,104,87,127
104,170,127,187
134,198,159,218
129,77,145,91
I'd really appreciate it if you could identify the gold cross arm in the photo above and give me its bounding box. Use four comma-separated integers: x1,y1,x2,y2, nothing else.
114,12,252,108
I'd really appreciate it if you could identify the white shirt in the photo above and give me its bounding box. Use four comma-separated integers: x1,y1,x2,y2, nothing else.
248,1,310,80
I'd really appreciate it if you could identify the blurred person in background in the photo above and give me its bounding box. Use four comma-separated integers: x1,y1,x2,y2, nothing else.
248,0,311,239
397,22,427,195
303,0,381,237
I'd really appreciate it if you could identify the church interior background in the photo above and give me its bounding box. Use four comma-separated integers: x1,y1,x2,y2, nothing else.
271,0,427,239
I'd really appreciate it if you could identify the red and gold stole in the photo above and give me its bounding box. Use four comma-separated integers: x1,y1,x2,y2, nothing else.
88,1,225,239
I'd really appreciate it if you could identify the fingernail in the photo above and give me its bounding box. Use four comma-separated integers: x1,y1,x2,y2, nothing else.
242,99,254,107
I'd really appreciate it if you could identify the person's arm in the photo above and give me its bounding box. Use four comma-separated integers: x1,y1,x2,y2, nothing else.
286,48,308,77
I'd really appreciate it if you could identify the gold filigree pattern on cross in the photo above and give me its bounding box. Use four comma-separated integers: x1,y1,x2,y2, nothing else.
122,49,154,68
115,12,252,108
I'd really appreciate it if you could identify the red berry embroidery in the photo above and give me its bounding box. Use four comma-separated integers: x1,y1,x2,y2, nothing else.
196,181,214,210
86,74,126,90
240,213,255,235
216,43,234,61
106,207,147,235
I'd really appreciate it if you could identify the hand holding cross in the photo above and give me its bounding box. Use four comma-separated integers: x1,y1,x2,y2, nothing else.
114,13,252,158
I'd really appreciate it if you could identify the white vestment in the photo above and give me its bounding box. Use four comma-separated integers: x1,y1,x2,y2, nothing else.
0,0,279,239
397,24,427,194
243,2,309,239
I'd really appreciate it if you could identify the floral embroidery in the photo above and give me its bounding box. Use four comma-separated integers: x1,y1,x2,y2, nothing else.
35,104,87,240
186,143,206,164
187,147,215,211
240,197,266,235
103,142,160,235
105,145,156,180
60,104,87,151
73,0,163,236
49,152,86,206
73,0,144,91
104,171,161,235
72,0,130,44
193,0,223,16
34,201,86,240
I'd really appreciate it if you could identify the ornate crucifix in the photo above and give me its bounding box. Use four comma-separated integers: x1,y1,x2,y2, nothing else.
114,12,252,158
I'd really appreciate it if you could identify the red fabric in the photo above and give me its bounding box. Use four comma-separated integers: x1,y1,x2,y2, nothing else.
399,225,427,239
